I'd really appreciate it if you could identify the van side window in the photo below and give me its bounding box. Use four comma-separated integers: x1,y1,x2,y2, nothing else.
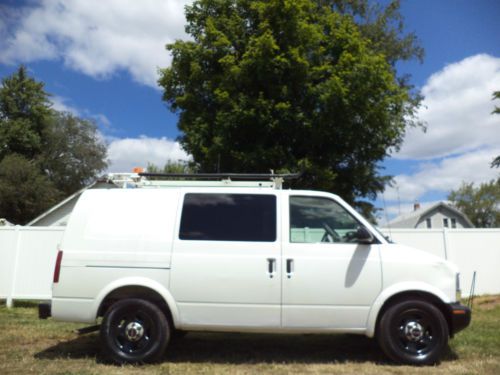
180,194,276,242
290,196,360,243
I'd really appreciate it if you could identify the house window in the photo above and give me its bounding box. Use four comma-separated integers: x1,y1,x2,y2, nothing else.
443,218,449,228
451,218,457,228
426,218,432,228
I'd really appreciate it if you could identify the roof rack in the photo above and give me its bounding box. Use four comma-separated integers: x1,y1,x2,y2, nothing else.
137,172,301,189
105,172,301,189
138,172,301,180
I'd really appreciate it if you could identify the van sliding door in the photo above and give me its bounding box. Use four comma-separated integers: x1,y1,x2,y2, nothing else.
171,192,281,329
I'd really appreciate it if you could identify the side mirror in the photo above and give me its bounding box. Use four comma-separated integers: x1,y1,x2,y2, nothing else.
356,226,374,244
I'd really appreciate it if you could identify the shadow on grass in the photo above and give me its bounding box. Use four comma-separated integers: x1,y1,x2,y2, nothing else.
166,332,388,364
35,331,459,365
35,334,102,362
1,300,41,308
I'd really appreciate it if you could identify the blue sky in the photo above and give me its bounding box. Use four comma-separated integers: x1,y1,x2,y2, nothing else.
0,0,499,222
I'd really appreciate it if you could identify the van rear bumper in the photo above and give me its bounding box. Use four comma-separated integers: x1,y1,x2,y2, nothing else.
38,302,51,319
448,302,471,336
51,297,96,323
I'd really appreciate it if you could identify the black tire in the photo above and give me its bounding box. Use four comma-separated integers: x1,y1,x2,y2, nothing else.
377,300,448,365
100,298,170,364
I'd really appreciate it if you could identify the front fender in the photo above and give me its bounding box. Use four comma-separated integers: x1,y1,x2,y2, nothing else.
365,281,451,337
92,277,180,327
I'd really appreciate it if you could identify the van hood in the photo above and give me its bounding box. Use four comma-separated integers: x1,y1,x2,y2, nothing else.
386,243,460,274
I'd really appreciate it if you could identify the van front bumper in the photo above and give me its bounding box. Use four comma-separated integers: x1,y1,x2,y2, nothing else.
38,302,51,319
448,302,471,336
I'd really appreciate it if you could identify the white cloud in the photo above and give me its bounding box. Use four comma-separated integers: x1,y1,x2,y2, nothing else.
50,95,81,115
92,114,111,128
107,136,190,172
379,54,500,224
384,147,499,203
50,95,111,128
0,0,190,87
396,54,500,160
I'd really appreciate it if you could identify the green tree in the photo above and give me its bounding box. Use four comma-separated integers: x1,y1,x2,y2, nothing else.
39,112,108,195
323,0,424,65
448,179,500,228
0,65,52,159
147,160,195,174
159,0,422,212
492,91,500,168
0,66,108,224
0,154,61,224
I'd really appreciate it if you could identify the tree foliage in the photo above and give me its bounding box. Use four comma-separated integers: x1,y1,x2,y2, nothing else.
146,160,195,174
40,112,107,196
323,0,424,65
0,154,61,225
159,0,423,212
0,66,52,160
0,66,108,224
448,179,500,228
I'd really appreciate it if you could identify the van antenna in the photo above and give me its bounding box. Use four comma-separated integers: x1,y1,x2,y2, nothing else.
382,191,392,242
396,184,401,216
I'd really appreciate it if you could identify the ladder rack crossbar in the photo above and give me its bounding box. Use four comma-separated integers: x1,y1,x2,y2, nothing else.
138,172,301,180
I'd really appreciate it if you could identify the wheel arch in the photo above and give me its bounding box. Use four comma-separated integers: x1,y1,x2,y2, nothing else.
366,282,452,338
93,277,180,328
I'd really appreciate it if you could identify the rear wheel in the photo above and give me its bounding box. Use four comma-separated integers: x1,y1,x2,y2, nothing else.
100,298,170,364
377,300,448,365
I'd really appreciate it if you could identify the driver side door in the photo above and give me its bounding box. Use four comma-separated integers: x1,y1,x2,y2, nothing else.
281,194,382,330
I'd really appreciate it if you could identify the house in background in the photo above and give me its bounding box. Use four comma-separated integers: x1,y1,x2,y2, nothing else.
388,202,474,229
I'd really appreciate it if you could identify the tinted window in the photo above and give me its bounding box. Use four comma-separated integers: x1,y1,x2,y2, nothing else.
180,194,276,241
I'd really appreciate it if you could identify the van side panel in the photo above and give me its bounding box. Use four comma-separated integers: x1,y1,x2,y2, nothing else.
61,189,179,257
52,189,179,323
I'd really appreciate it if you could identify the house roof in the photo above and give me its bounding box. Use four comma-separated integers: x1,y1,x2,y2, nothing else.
388,201,474,228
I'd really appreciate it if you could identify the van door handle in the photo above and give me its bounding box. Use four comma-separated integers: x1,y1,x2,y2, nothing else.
286,259,294,278
267,258,276,278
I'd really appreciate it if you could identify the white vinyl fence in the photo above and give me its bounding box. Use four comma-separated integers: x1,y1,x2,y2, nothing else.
1,226,499,307
0,226,64,307
382,228,500,297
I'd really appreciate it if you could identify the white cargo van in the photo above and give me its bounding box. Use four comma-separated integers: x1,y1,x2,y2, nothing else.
39,174,470,365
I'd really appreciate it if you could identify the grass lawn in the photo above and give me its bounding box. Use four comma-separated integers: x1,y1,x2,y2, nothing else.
0,296,499,374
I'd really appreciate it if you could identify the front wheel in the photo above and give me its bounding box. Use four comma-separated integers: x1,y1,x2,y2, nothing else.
100,298,170,364
377,300,449,365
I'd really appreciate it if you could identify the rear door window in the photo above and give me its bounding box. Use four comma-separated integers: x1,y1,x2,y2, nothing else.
179,193,276,242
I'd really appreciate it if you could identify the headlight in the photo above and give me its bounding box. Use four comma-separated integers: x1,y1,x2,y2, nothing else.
456,273,462,301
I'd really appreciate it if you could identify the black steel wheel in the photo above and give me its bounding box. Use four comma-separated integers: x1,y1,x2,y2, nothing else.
377,300,448,365
100,298,170,364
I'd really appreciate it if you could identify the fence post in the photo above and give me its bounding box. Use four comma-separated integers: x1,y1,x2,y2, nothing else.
6,226,23,308
442,228,449,260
